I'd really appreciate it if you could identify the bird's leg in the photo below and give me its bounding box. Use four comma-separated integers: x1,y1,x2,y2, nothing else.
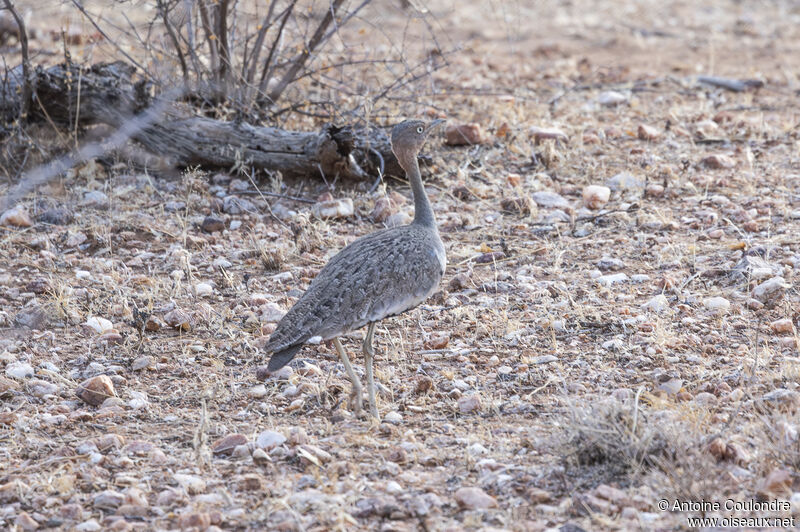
362,322,379,419
333,337,363,417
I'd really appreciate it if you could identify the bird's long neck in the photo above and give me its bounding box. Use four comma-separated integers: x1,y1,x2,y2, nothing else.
406,155,436,228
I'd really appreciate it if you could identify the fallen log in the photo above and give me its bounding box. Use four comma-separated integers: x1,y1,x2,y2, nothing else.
1,61,407,180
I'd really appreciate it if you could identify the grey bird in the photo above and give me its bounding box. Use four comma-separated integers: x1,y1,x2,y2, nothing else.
265,118,446,419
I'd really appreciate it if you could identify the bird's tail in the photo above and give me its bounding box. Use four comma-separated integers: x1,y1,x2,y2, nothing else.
267,343,303,372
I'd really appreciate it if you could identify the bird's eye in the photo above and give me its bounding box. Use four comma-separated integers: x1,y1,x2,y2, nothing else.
416,126,424,133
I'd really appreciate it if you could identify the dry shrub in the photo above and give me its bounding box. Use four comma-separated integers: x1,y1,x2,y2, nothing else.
553,394,678,486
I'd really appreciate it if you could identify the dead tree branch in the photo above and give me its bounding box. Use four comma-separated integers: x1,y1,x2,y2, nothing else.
1,62,408,181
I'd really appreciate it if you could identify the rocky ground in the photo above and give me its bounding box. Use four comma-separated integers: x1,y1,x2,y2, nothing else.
1,0,800,530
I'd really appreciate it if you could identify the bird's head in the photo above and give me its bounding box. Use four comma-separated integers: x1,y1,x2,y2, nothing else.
391,118,445,171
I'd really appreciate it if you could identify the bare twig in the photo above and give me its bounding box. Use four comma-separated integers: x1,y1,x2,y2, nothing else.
257,0,296,100
267,0,347,104
1,0,30,120
157,0,189,81
68,0,151,77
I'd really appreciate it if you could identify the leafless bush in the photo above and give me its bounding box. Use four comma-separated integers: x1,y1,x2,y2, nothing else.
553,394,677,485
62,0,452,123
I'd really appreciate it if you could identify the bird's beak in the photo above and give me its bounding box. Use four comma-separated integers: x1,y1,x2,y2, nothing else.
426,119,446,134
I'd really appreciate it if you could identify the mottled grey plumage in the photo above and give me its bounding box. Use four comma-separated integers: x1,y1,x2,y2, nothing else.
265,118,446,418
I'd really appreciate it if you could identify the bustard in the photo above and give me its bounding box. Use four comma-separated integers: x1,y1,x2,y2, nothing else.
264,118,446,419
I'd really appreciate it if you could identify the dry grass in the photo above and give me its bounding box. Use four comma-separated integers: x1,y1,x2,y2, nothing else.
1,0,800,530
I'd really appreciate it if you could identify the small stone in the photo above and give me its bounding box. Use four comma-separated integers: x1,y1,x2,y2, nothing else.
195,282,214,298
771,319,794,335
606,172,644,192
637,124,661,141
84,316,114,334
457,393,482,413
212,433,248,456
173,473,206,494
658,378,683,395
223,195,256,215
252,448,271,465
531,191,570,209
81,190,109,209
597,91,628,106
582,185,610,210
177,513,211,529
752,276,789,304
131,356,153,371
75,520,101,532
701,154,735,169
454,487,498,509
76,375,116,406
445,123,485,145
384,411,402,424
37,207,73,225
642,294,669,314
26,378,59,397
597,257,625,271
529,126,568,143
163,200,185,212
248,384,267,399
213,257,232,269
694,392,717,406
703,296,730,312
144,316,163,331
500,196,535,215
414,376,434,395
312,198,354,219
15,511,39,530
0,206,33,228
597,273,628,286
256,430,286,450
760,469,793,496
201,216,225,233
238,473,264,491
425,332,450,349
164,309,193,331
385,211,412,228
93,489,125,509
6,361,34,379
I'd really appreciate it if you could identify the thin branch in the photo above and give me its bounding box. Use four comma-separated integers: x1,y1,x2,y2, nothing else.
197,0,220,85
244,0,279,93
217,0,231,87
257,0,296,99
267,0,346,104
2,0,30,120
68,0,151,78
157,0,189,81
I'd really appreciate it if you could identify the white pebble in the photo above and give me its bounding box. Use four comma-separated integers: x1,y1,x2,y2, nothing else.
213,257,232,269
597,273,629,286
384,411,403,424
582,185,611,210
84,316,113,334
641,294,669,313
195,282,214,297
703,296,730,312
5,361,34,379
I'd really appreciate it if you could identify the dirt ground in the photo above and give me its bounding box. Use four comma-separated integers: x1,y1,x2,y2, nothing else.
1,0,800,530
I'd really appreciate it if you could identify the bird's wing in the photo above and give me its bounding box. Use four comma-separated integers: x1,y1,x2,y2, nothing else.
265,226,443,354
